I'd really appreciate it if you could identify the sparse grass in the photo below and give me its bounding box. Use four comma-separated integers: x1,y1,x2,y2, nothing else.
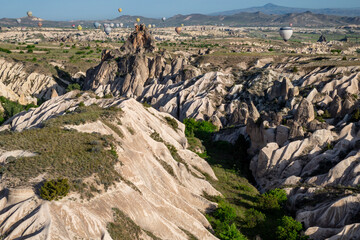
0,105,123,198
155,156,176,178
179,228,199,240
104,120,124,138
164,116,178,130
126,126,135,135
107,208,142,240
150,131,164,142
142,102,152,108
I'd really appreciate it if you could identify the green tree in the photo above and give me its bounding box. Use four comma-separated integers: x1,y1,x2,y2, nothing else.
213,201,237,224
258,188,287,211
219,223,247,240
243,208,266,228
276,216,308,240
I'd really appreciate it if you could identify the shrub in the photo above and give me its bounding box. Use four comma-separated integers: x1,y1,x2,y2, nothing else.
142,102,151,108
350,108,360,122
66,83,81,92
331,49,342,54
276,216,308,240
257,188,287,211
219,223,247,240
292,66,298,73
164,116,178,130
213,201,237,224
183,118,217,142
0,47,11,54
243,208,266,228
40,178,70,201
0,96,37,124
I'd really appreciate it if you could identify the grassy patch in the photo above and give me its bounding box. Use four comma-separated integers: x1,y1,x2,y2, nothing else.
184,118,306,240
107,208,142,240
0,105,123,198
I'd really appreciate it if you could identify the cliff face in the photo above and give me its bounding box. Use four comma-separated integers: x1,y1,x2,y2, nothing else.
0,91,220,240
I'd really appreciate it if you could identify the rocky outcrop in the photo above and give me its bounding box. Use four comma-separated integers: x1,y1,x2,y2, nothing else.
294,98,315,124
0,92,220,240
120,24,156,54
0,58,66,104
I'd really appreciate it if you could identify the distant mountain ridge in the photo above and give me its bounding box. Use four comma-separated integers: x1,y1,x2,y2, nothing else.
211,3,360,17
1,10,360,28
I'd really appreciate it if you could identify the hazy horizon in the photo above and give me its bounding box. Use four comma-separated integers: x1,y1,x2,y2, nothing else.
0,0,360,21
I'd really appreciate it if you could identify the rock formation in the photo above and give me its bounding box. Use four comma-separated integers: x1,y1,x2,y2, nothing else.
0,92,220,239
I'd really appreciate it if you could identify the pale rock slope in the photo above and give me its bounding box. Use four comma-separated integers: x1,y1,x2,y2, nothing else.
0,91,220,240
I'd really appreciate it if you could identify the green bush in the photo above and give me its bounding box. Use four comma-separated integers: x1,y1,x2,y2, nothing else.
0,47,11,54
213,201,237,224
219,223,247,240
331,49,342,54
257,188,287,211
40,178,70,201
66,83,81,92
183,118,217,142
0,96,37,124
243,208,266,228
276,216,308,240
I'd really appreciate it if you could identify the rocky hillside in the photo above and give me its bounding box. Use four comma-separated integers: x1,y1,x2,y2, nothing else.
0,91,220,239
81,28,360,239
0,58,66,104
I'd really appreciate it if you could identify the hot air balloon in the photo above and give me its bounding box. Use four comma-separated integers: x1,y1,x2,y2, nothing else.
77,25,82,31
72,24,76,28
153,24,156,28
289,23,293,27
181,24,184,27
16,18,21,24
104,26,111,35
162,17,166,22
118,8,122,13
136,18,140,23
116,23,120,28
94,22,101,29
175,27,182,35
279,27,293,42
110,23,115,28
120,23,124,27
103,23,109,28
27,11,33,17
38,22,43,28
148,24,152,29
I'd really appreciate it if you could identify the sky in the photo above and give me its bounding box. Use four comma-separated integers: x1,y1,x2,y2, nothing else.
0,0,359,21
